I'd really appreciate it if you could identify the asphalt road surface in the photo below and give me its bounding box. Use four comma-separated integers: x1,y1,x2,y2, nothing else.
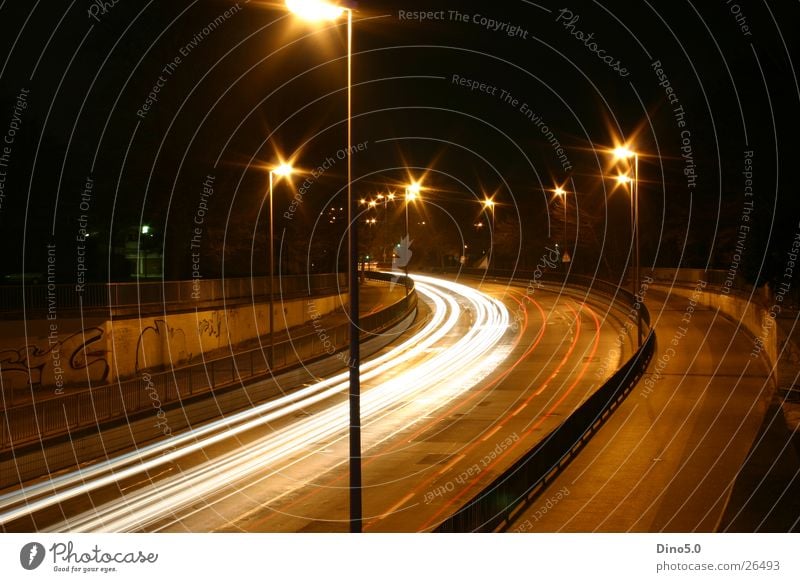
0,274,637,532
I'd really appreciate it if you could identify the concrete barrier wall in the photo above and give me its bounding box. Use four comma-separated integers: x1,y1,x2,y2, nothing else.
0,293,346,391
651,283,778,382
0,316,110,391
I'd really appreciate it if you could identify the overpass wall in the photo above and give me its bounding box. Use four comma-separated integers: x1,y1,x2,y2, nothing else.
649,272,778,383
0,292,346,392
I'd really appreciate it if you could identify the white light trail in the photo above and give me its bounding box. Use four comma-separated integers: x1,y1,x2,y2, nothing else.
1,276,510,531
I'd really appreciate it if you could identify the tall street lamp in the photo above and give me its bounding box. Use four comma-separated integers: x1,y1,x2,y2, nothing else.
554,186,569,265
611,145,641,347
403,182,421,294
285,0,363,532
482,198,495,268
382,192,395,264
268,163,294,367
405,182,420,240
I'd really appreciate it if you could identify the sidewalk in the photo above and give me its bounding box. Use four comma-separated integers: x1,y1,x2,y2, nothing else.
510,288,782,532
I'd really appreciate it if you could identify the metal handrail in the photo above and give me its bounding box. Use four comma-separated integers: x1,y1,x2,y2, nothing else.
0,273,348,313
435,277,656,532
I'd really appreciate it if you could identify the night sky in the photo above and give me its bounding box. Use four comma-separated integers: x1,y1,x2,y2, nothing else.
0,0,797,287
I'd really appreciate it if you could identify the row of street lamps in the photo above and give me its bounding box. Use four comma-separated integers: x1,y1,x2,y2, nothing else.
357,184,498,265
553,144,642,346
272,0,643,534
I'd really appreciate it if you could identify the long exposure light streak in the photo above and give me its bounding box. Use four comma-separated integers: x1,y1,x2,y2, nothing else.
1,275,510,531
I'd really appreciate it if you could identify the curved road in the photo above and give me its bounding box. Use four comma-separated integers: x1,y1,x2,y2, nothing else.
0,274,637,532
506,286,774,532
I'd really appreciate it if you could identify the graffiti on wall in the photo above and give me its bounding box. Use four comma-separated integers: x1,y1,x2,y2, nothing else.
0,327,109,389
198,312,224,339
135,319,190,373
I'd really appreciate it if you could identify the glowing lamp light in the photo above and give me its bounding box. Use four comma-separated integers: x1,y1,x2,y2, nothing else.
612,146,636,160
616,174,633,186
273,163,293,177
285,0,345,21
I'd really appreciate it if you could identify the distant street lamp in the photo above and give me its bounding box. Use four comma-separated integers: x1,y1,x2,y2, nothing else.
268,163,293,367
554,186,569,265
611,145,641,347
403,181,421,293
285,0,363,533
482,197,495,268
383,193,395,263
140,224,153,278
405,182,420,235
361,193,397,264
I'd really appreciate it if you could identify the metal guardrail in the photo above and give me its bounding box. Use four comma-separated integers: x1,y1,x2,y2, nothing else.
0,273,348,312
647,267,800,309
446,266,638,298
435,273,655,532
447,267,652,335
648,267,746,291
0,272,416,452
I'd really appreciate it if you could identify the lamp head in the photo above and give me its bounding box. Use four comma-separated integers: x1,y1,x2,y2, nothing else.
273,163,294,177
285,0,345,21
612,145,636,160
615,174,633,186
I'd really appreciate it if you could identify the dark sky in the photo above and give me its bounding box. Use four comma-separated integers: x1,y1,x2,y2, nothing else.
0,0,797,283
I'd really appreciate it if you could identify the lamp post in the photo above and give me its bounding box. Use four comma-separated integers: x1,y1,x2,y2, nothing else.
554,187,568,265
285,0,362,532
268,164,293,368
384,192,395,264
612,146,641,347
405,183,420,241
403,182,420,294
482,198,495,268
365,217,377,269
